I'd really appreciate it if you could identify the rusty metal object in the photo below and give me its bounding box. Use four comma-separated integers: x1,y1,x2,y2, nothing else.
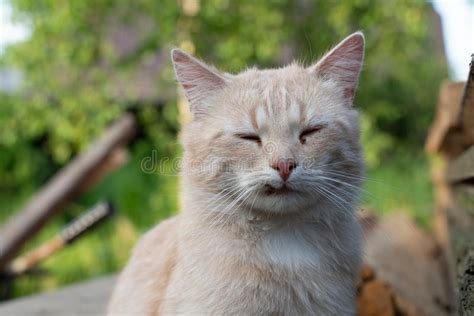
6,202,114,276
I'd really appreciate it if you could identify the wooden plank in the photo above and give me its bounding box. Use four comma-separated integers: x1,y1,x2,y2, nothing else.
425,80,465,157
444,55,474,315
363,213,452,316
0,114,136,270
448,184,474,315
458,55,474,147
0,276,116,316
426,55,474,159
447,145,474,183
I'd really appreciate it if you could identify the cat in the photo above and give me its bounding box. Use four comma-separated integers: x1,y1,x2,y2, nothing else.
108,31,365,316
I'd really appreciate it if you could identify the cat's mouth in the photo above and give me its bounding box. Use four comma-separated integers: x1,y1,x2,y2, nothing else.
263,184,295,195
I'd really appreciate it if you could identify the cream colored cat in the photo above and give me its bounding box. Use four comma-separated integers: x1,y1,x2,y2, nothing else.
108,32,365,315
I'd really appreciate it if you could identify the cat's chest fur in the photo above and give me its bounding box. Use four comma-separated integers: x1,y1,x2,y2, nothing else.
160,212,359,315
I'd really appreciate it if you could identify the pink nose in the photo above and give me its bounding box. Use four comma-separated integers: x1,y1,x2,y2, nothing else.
271,159,297,181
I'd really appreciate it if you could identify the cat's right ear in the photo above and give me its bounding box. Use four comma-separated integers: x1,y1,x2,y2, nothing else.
307,32,365,103
171,49,226,118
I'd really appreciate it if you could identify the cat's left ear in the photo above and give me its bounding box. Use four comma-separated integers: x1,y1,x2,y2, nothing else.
171,49,227,118
308,32,365,102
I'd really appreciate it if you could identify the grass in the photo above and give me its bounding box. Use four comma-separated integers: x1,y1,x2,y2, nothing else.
1,151,434,299
362,154,434,228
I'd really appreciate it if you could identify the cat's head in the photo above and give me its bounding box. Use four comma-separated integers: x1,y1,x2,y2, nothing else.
172,32,365,215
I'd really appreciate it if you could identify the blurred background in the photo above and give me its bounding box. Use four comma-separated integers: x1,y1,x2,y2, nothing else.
0,0,472,299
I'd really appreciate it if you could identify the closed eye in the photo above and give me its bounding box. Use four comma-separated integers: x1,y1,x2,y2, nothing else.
236,133,261,144
299,125,324,144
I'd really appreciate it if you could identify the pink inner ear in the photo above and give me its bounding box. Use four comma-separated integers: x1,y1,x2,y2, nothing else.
171,49,226,115
310,32,365,101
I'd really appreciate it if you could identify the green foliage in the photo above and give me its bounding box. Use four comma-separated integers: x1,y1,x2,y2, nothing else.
3,0,179,164
0,0,446,297
363,154,434,228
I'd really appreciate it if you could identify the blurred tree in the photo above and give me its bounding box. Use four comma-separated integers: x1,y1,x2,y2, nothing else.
0,0,180,194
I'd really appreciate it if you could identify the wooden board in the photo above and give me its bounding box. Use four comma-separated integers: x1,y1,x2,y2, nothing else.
448,183,474,315
0,276,115,316
0,114,136,270
425,80,465,158
445,56,474,315
360,212,452,316
447,145,474,183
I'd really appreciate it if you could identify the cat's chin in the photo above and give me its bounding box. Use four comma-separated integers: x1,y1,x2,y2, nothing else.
262,184,295,195
247,189,313,214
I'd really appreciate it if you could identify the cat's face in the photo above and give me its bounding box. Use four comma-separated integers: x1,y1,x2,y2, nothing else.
173,32,365,215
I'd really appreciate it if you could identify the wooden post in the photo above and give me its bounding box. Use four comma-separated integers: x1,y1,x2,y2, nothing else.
426,55,474,315
446,56,474,316
446,145,474,315
0,114,136,270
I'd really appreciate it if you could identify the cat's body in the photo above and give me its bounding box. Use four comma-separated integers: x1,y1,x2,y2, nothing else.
108,32,366,315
